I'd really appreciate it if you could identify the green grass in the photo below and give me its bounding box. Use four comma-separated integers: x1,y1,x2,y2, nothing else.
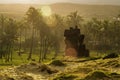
0,52,37,66
0,51,64,67
0,51,110,68
0,51,99,65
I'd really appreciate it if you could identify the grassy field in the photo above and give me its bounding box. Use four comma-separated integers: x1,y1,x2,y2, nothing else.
0,50,110,67
0,51,64,66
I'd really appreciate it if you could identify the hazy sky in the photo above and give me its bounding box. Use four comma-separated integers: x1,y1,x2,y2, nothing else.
0,0,120,5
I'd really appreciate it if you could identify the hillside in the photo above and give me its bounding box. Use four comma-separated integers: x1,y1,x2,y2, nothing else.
0,3,120,19
51,3,120,19
0,4,41,19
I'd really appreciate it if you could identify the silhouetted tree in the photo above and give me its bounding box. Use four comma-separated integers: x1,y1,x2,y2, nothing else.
1,18,18,62
26,7,39,60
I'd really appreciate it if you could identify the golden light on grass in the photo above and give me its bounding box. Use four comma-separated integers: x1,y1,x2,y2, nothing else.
41,6,52,17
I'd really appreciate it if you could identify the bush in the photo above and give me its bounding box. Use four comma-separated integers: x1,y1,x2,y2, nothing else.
88,57,101,60
103,53,119,59
53,73,77,80
110,72,120,78
50,60,65,66
83,71,110,80
29,62,38,65
38,64,58,74
110,72,120,76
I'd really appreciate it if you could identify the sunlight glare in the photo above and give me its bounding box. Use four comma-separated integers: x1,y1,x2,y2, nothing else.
41,6,52,17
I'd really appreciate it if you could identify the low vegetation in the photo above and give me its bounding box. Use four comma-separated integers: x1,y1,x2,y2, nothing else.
72,67,93,74
82,71,110,80
52,73,77,80
0,56,120,80
17,62,58,74
49,60,66,66
103,53,119,59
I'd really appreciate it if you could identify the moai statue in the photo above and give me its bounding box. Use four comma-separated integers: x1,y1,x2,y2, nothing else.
64,26,89,57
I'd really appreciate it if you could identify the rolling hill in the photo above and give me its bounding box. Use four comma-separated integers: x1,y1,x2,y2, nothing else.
0,3,120,20
51,3,120,19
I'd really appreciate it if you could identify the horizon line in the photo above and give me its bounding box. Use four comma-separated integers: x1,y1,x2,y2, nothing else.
0,2,120,6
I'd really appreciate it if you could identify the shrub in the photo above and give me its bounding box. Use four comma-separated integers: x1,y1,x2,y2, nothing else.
88,57,101,60
110,72,120,78
83,71,110,80
103,53,119,59
110,72,120,76
50,60,65,66
53,73,77,80
38,64,58,74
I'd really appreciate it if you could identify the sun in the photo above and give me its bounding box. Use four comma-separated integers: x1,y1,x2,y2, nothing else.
41,6,52,17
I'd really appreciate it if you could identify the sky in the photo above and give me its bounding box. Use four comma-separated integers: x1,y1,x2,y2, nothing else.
0,0,120,5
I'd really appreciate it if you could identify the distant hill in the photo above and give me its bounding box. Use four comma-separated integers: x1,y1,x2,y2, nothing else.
0,3,120,20
0,4,41,19
51,3,120,20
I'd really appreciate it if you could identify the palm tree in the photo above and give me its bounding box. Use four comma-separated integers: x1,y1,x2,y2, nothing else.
66,11,83,28
26,7,39,60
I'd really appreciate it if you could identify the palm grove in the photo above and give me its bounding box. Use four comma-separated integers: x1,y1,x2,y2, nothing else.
0,7,120,63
